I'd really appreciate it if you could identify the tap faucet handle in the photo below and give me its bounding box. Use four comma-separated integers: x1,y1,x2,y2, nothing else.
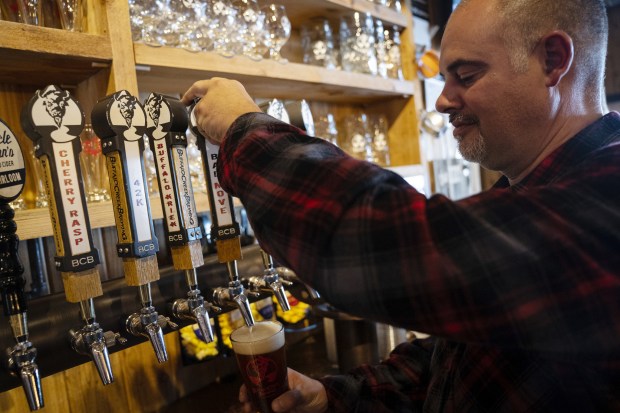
246,290,262,299
103,331,128,347
192,305,214,343
159,315,179,330
89,340,114,385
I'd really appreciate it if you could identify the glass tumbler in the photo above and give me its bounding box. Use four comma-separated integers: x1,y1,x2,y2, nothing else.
339,12,378,75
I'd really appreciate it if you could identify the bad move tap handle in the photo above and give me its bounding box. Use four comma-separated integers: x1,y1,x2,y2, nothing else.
188,101,241,263
91,91,159,262
20,85,100,275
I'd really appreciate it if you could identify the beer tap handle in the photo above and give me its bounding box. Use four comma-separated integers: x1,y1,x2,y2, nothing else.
20,86,121,385
143,94,218,340
189,101,255,327
0,119,43,411
92,91,173,362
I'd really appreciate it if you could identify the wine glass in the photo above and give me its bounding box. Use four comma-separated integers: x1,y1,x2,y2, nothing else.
209,0,237,57
262,4,291,63
233,0,265,61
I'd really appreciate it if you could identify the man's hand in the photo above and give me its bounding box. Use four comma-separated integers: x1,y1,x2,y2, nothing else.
239,368,328,413
181,78,261,144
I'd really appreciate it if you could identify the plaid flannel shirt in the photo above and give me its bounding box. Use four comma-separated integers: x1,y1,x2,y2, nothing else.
218,111,620,412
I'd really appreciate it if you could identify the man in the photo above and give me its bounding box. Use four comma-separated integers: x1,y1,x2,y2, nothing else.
183,0,620,411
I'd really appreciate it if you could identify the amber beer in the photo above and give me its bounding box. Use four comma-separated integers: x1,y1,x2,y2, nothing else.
231,320,289,413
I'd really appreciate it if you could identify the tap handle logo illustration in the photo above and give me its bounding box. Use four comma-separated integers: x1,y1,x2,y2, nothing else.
21,85,85,145
144,93,188,142
111,90,147,142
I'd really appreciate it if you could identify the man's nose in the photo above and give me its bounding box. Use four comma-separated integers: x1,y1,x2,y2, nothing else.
435,82,460,114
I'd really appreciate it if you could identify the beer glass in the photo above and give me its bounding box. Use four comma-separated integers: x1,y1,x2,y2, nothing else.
230,320,289,413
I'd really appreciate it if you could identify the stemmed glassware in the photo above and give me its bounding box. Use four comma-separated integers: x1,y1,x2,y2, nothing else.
179,0,212,52
233,0,265,60
262,4,291,63
209,0,237,57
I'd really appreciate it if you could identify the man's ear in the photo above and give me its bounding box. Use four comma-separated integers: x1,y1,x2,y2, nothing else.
540,30,574,87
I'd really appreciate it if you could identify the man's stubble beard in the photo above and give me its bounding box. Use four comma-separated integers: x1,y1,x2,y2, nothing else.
456,130,487,164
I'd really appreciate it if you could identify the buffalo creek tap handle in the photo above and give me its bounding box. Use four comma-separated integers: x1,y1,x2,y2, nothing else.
144,93,204,271
188,101,242,264
91,90,160,287
0,119,28,317
20,85,102,303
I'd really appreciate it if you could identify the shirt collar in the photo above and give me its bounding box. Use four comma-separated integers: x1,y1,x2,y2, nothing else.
493,112,620,190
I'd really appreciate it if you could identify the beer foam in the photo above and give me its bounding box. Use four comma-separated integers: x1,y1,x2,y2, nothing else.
231,321,285,355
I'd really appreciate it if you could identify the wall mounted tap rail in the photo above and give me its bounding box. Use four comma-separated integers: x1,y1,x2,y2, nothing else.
189,102,255,327
92,91,175,364
20,86,123,385
144,93,214,343
0,119,43,410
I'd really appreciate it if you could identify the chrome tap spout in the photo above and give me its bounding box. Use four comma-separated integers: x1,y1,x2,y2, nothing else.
126,284,176,363
7,335,43,411
171,289,215,343
213,280,255,327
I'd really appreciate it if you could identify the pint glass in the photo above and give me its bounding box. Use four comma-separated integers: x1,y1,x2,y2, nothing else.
230,320,289,413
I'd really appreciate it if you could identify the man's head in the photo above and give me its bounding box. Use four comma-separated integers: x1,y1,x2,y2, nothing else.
436,0,608,182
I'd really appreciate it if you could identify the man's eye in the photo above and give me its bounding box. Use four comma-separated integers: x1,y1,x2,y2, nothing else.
456,72,478,85
457,74,474,85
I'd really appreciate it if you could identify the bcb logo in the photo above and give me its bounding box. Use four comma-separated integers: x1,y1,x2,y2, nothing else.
218,228,237,237
72,256,95,267
138,243,156,253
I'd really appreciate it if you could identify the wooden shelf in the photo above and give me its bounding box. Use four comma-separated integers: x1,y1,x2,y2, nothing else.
14,192,242,241
285,0,407,27
134,43,414,103
0,20,112,87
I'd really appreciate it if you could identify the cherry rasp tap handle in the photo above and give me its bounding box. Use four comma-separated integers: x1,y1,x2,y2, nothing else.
0,119,27,316
21,86,102,303
91,90,160,286
188,101,241,263
144,93,203,270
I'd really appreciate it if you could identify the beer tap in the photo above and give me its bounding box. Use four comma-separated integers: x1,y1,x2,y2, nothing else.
0,119,43,410
91,90,175,363
188,102,255,327
248,249,292,312
143,93,214,343
20,85,123,385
